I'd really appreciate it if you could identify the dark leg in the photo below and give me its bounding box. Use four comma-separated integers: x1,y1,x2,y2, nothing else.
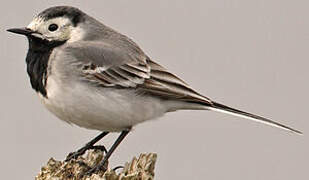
90,145,108,153
66,131,109,161
85,130,130,175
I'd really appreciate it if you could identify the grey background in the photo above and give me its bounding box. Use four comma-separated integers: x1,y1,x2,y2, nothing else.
1,0,308,179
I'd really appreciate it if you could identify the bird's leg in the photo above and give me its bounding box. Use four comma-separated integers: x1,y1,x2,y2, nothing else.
85,130,130,176
66,131,109,161
90,145,108,154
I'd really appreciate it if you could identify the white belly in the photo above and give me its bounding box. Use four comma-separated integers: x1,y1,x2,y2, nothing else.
39,76,167,132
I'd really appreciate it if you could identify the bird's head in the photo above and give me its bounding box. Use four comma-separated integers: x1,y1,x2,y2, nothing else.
7,6,91,47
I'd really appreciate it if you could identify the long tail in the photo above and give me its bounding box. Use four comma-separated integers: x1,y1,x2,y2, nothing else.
206,101,302,135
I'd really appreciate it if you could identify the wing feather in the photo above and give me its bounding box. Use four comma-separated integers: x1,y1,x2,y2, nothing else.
67,41,212,104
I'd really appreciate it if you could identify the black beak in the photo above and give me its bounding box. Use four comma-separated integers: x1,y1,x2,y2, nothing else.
7,27,34,36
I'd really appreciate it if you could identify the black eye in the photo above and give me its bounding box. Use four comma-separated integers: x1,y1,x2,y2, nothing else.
48,24,58,32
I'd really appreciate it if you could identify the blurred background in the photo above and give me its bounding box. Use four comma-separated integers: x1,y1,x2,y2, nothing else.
1,0,308,179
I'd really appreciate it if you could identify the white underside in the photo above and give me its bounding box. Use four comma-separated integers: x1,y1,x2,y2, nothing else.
39,75,183,132
39,74,300,134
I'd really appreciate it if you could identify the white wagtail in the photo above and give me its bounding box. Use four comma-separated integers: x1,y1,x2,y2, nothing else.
7,6,301,175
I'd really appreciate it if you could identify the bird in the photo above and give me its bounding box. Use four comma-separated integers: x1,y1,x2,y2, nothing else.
7,6,301,175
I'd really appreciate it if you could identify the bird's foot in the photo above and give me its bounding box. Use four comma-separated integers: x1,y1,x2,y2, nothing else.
66,148,87,162
79,159,108,178
66,145,107,162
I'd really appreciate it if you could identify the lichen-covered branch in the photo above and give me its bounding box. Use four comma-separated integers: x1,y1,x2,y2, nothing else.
35,149,157,180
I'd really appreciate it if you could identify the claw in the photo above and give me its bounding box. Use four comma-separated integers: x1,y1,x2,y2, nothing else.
112,165,124,172
82,162,108,177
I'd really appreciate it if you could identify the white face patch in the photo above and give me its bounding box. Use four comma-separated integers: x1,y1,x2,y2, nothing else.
26,16,84,42
27,16,45,30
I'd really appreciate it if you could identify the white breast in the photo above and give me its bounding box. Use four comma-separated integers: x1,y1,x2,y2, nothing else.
39,74,168,132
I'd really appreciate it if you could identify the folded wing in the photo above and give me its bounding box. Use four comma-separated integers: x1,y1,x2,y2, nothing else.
66,41,212,105
65,41,301,134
